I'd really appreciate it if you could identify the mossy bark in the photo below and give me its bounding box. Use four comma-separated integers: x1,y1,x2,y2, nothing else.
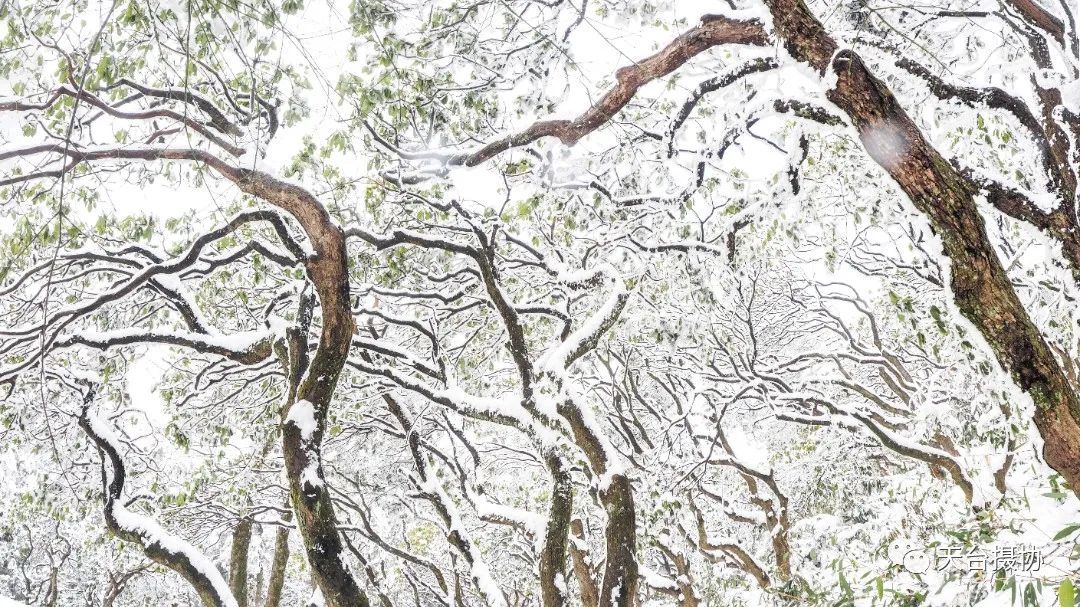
764,0,1080,493
556,403,637,607
264,512,291,607
538,453,573,607
229,517,254,607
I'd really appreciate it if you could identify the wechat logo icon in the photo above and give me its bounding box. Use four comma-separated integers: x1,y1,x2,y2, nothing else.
888,539,929,574
903,550,930,573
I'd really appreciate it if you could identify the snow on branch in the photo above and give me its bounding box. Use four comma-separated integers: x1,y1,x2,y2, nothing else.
56,327,276,364
367,14,768,173
540,276,630,374
75,384,239,607
416,474,509,607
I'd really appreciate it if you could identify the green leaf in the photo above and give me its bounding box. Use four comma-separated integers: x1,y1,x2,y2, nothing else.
1060,579,1075,607
1025,582,1038,607
838,570,852,597
1054,523,1080,541
993,569,1008,592
96,55,111,82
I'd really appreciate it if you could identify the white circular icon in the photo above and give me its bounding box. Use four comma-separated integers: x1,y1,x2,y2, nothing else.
903,550,930,574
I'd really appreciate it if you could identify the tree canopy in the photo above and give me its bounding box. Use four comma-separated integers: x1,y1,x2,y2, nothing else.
1,0,1079,605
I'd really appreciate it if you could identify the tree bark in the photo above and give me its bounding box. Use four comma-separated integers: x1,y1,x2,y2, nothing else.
19,147,372,607
229,517,254,607
568,519,599,607
762,0,1080,493
225,170,367,607
264,513,291,607
538,453,572,607
248,172,367,607
556,404,637,607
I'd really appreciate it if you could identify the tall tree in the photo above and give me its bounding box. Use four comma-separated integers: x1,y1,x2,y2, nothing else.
1,1,1078,606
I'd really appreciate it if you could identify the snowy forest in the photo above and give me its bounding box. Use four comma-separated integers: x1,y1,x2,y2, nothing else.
1,0,1079,605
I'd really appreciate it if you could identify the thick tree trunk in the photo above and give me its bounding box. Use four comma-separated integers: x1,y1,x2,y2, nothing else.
280,234,367,607
4,131,367,605
556,404,637,607
769,509,791,582
262,518,289,604
264,514,291,607
132,161,370,607
233,170,368,607
229,517,254,607
538,453,573,607
763,0,1080,492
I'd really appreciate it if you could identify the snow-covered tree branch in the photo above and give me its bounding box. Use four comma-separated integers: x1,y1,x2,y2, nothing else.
2,0,1079,605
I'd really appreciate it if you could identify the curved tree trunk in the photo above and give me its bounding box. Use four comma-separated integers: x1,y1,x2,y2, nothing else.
233,170,368,607
77,388,238,607
51,149,373,607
